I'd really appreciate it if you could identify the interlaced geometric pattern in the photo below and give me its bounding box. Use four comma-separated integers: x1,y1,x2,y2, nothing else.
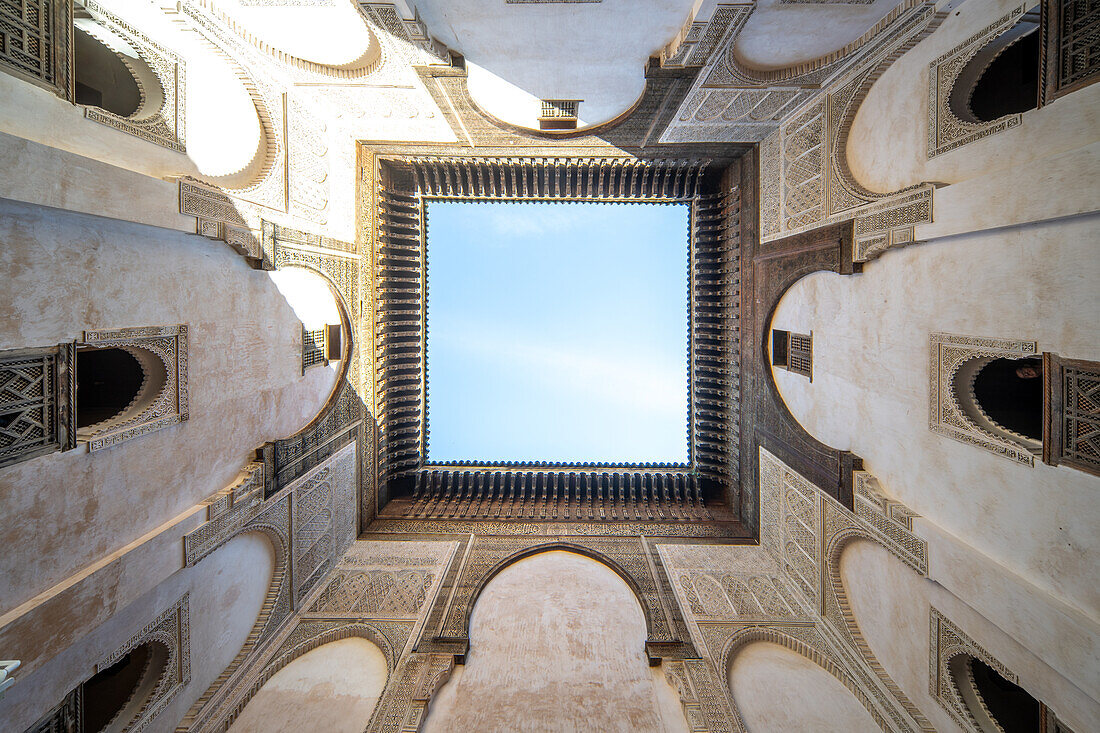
0,0,54,84
0,353,55,466
1062,366,1100,469
302,327,326,371
1056,0,1100,89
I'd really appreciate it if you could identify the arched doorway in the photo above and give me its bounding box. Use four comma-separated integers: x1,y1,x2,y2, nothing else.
228,637,387,733
422,550,688,733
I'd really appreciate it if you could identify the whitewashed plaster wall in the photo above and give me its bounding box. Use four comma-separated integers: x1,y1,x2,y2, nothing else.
227,637,388,733
847,0,1100,193
422,550,690,733
728,641,879,733
732,0,901,71
840,539,1100,733
0,196,335,649
770,220,1099,608
415,0,694,128
0,531,275,733
768,217,1100,702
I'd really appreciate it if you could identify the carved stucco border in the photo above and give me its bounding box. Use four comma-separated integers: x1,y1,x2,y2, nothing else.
79,324,189,451
96,592,191,733
929,331,1039,465
929,606,1019,732
757,447,932,731
80,1,186,152
927,5,1028,158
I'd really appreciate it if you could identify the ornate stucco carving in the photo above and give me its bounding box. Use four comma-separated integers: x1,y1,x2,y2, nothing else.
929,331,1040,465
98,593,191,733
179,444,359,732
79,325,189,451
79,1,187,152
929,607,1018,731
927,5,1031,158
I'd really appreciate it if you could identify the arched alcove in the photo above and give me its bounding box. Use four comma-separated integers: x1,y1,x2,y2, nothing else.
211,0,378,70
73,25,142,118
949,8,1040,124
184,52,264,181
839,539,968,732
227,637,387,733
422,550,689,733
727,641,878,732
76,345,168,436
964,356,1044,443
267,266,348,432
82,641,168,733
950,655,1045,733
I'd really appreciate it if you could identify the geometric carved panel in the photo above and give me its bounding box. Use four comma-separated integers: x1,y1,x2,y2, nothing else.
0,0,73,99
0,343,75,468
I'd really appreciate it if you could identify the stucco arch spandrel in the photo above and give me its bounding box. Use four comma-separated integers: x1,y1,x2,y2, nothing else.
460,544,662,644
720,627,893,732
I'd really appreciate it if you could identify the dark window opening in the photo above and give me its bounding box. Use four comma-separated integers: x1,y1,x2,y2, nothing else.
973,357,1043,441
76,347,144,429
771,329,789,367
771,329,812,380
970,658,1043,733
82,645,148,733
74,26,142,117
970,27,1041,122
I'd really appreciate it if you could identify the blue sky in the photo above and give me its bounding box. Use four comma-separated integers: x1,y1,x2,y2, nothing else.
426,201,689,464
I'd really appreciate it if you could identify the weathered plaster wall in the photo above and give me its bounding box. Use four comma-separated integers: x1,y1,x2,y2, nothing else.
0,196,335,617
847,0,1100,192
0,531,274,733
422,550,689,733
728,641,879,732
840,539,1100,733
227,637,387,733
770,217,1100,622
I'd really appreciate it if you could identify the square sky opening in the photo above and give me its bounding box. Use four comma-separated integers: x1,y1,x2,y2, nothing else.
425,200,690,464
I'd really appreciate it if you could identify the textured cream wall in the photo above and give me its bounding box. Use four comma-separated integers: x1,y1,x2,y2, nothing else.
0,531,274,733
770,218,1100,620
728,641,878,732
733,0,900,71
228,637,388,733
422,550,689,733
840,539,1100,733
847,0,1100,192
0,196,335,621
